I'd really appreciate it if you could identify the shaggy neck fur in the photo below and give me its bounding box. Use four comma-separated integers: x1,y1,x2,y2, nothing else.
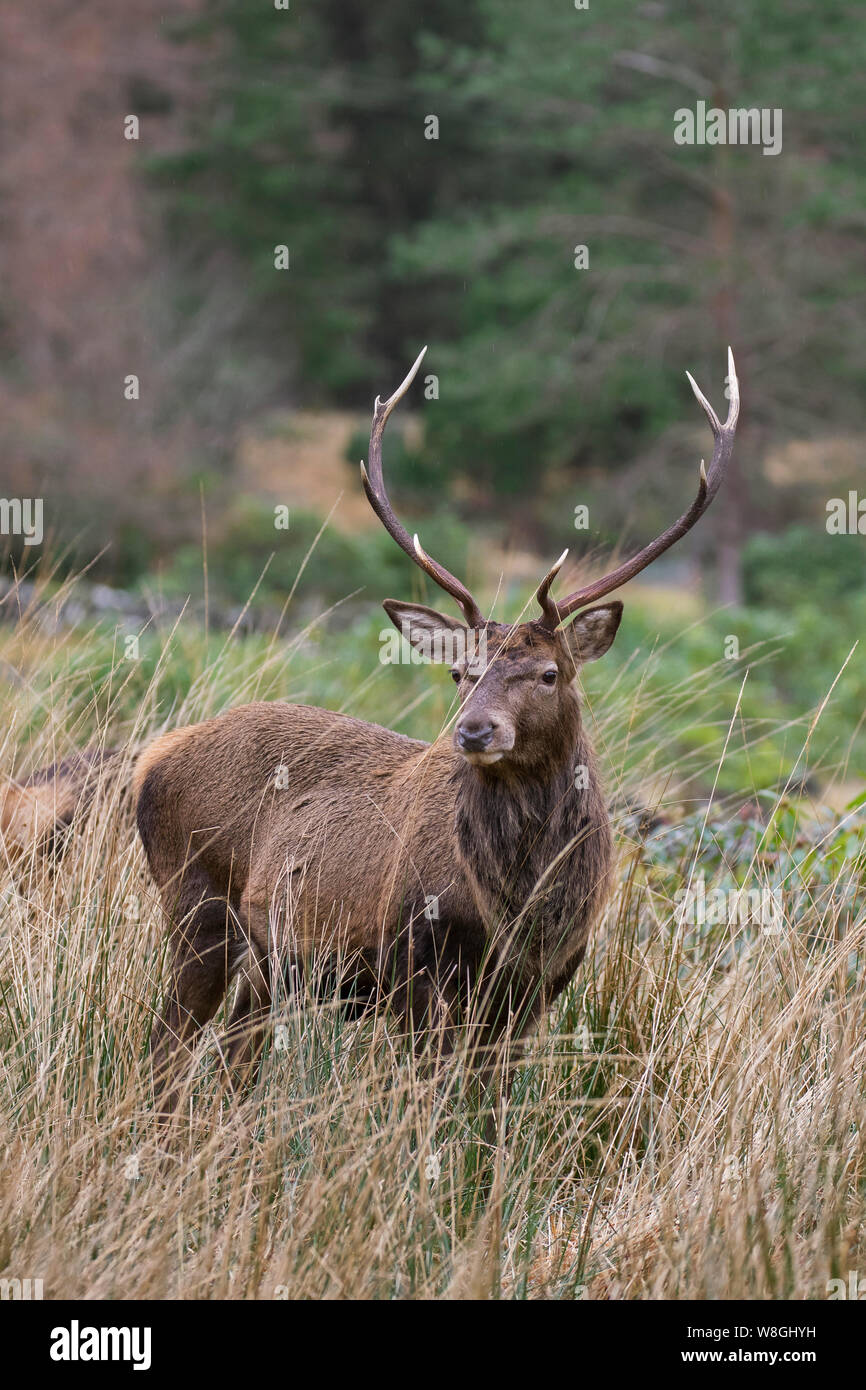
452,687,612,980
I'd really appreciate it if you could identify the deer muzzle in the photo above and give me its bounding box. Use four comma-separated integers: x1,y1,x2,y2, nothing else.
455,716,515,765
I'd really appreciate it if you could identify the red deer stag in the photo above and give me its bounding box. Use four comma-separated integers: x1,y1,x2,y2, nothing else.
133,347,739,1114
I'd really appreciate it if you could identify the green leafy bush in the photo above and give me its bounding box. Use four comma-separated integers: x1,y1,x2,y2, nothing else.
742,526,866,608
159,502,475,615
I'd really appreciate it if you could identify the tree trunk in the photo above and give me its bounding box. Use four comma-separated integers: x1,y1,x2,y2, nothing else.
711,98,745,608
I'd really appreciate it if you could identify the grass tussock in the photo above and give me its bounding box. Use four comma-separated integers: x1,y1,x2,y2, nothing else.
0,577,864,1300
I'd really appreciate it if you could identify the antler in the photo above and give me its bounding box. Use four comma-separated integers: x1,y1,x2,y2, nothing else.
360,347,486,628
536,349,740,629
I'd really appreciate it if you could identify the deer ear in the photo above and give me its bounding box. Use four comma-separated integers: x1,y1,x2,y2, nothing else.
560,601,623,664
383,600,468,664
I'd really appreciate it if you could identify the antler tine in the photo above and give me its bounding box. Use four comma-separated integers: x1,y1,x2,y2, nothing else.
361,349,485,628
535,549,569,629
538,350,740,627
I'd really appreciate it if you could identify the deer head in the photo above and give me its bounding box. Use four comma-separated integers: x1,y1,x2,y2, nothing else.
362,347,739,773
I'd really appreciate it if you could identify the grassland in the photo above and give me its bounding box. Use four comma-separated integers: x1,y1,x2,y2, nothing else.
0,571,864,1299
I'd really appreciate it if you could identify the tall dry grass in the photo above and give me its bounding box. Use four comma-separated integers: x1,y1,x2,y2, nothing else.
0,577,863,1300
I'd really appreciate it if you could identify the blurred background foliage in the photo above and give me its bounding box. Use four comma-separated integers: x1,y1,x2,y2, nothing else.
153,0,864,530
0,0,863,794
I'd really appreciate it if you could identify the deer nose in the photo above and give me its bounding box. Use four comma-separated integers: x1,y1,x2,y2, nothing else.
457,720,497,752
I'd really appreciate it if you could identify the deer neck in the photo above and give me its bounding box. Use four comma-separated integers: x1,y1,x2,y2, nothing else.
453,695,608,950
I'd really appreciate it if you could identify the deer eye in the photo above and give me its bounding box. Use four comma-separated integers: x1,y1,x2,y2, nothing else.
450,669,461,684
541,669,558,686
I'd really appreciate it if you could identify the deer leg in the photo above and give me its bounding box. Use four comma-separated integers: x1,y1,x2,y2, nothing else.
388,914,459,1056
225,906,272,1089
150,875,241,1118
388,909,492,1112
472,974,546,1147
